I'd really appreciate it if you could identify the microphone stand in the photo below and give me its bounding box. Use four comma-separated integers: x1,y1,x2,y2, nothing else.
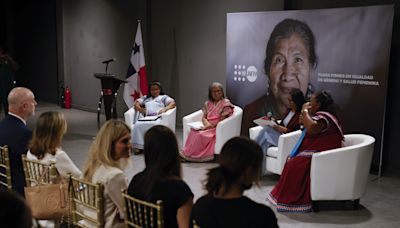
105,62,110,74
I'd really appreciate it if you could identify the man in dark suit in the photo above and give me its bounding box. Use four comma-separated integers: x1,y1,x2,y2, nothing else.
0,87,36,196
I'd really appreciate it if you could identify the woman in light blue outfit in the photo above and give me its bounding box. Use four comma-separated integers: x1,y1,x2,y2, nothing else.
255,88,305,173
132,81,176,152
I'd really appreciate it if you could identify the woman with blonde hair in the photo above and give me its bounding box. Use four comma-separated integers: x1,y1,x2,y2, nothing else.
27,111,82,178
82,119,132,228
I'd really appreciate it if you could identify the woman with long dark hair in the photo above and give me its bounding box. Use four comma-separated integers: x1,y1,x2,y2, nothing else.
255,88,305,174
191,137,278,228
128,125,193,228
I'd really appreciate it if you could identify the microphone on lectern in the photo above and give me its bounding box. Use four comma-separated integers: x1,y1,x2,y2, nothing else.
102,58,116,64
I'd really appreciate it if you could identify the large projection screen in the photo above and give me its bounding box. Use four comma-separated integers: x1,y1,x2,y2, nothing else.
226,5,394,170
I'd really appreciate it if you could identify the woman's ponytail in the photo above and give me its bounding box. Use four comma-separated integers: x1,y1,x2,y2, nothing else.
205,167,225,195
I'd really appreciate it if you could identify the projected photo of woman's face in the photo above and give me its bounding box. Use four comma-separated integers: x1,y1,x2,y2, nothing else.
269,34,310,106
265,18,317,117
226,5,394,166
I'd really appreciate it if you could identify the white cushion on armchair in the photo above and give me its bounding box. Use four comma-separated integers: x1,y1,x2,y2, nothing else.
182,105,243,155
310,134,375,202
124,107,176,132
249,127,302,175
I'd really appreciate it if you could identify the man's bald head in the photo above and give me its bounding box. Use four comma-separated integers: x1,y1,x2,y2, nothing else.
8,87,37,120
8,87,33,106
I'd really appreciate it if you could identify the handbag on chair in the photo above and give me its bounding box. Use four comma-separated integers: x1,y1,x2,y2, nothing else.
24,167,69,220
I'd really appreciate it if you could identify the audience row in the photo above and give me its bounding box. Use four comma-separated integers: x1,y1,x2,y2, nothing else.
0,87,277,227
0,85,343,227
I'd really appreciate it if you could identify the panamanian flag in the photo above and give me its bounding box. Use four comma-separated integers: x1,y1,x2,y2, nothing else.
123,21,148,108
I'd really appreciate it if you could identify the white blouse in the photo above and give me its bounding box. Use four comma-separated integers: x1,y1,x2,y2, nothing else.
27,148,82,178
282,111,296,127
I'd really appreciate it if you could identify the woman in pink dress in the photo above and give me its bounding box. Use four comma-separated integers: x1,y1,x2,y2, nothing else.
267,90,344,212
180,82,234,162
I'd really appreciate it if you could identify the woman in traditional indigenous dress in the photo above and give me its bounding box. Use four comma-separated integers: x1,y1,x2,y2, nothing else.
131,81,176,153
180,82,234,162
255,88,305,174
267,90,343,212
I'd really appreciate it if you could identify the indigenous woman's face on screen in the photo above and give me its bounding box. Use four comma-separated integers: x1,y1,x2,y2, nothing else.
150,85,161,98
269,34,311,110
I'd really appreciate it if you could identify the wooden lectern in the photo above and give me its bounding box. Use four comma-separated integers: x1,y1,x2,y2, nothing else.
94,73,127,128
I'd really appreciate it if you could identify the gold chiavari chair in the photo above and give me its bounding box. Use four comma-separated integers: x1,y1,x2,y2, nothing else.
69,175,104,227
0,145,12,189
122,189,164,228
21,154,59,186
22,154,62,227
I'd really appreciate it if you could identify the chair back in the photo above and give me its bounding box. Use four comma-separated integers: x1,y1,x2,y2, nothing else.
310,134,375,201
21,154,58,186
122,189,164,228
159,107,176,133
0,145,12,189
214,105,243,154
69,175,104,228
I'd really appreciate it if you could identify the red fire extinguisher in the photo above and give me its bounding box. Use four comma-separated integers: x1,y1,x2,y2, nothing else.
64,86,71,109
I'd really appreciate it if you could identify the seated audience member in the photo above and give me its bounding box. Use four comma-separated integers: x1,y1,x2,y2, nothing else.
0,189,32,228
180,82,234,162
83,119,132,228
267,90,343,212
0,87,36,196
27,111,82,178
128,125,193,228
131,81,176,153
191,137,278,228
255,88,305,174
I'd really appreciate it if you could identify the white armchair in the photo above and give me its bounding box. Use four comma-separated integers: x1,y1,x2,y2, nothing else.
182,105,243,155
124,107,176,132
310,134,375,211
249,127,301,175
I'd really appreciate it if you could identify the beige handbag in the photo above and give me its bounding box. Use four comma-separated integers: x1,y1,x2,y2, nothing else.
24,167,69,220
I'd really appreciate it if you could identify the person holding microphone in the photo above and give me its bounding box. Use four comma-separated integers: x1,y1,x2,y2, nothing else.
267,90,344,213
